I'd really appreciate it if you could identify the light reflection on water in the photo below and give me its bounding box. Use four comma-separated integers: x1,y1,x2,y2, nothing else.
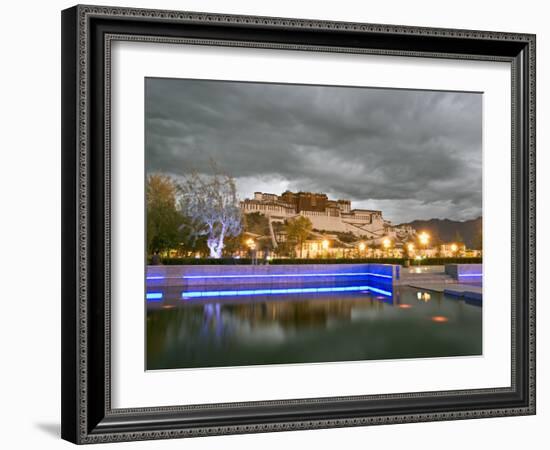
146,286,481,370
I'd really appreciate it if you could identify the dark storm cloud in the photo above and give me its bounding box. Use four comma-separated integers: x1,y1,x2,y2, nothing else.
145,78,482,223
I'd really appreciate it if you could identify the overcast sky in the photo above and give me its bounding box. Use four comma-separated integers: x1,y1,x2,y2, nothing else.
145,78,482,224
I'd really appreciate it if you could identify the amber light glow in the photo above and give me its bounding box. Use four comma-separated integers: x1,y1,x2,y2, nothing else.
418,231,430,246
245,238,256,250
431,315,449,323
416,291,431,302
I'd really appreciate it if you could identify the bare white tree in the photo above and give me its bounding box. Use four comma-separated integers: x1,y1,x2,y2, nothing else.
177,163,242,258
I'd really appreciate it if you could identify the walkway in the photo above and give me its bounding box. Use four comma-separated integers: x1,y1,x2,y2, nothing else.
399,265,482,302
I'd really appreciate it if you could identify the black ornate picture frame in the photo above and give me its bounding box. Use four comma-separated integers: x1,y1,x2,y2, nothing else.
61,4,536,444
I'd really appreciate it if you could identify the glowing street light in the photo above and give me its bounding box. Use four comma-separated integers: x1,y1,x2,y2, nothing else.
418,232,430,247
407,243,415,252
450,243,458,253
245,238,256,250
321,239,330,250
358,242,366,252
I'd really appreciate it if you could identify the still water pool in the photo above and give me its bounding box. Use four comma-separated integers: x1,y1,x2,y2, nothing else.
146,285,481,370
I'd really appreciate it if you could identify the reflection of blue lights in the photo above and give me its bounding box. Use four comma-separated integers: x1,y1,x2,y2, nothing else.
458,274,483,277
146,292,163,301
146,276,165,280
367,286,395,296
181,284,392,299
181,272,391,279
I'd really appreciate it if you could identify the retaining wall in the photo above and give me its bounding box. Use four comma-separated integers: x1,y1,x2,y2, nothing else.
147,263,400,288
445,264,483,282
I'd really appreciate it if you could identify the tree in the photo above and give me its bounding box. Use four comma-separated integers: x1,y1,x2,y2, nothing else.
284,216,313,258
334,231,359,244
403,240,416,258
275,240,297,258
177,215,210,256
221,233,244,256
146,174,181,255
177,164,242,259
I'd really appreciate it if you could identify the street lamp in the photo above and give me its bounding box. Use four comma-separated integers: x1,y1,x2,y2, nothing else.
358,241,366,253
321,239,330,259
450,243,458,253
417,232,430,262
418,232,430,247
382,238,391,257
402,242,415,267
246,238,257,265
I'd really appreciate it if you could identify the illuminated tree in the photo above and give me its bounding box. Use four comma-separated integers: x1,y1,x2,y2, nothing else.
177,165,242,259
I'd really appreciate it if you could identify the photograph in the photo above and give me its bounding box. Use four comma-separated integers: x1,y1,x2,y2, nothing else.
57,4,537,444
144,78,484,370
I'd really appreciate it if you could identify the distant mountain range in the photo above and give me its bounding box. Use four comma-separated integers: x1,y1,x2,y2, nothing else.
399,217,482,248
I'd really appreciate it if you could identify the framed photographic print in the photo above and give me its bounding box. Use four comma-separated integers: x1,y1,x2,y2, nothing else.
61,4,536,444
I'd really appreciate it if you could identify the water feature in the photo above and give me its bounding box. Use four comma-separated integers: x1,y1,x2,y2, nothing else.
146,282,482,370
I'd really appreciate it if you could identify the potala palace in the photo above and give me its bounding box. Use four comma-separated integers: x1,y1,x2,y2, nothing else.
240,191,416,246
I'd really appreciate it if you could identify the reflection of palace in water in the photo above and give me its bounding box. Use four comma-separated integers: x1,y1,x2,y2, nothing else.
210,296,393,330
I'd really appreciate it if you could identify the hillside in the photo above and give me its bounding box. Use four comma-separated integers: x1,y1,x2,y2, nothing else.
399,217,482,249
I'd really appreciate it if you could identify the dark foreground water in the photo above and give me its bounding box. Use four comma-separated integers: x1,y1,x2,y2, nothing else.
146,286,482,370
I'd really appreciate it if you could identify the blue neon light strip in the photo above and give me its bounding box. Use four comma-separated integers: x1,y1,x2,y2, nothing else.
146,275,165,280
181,284,392,299
367,286,395,296
181,272,392,280
458,274,483,277
146,292,163,300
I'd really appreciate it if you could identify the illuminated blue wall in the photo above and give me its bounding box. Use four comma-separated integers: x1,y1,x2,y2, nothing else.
147,263,398,287
146,263,397,301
